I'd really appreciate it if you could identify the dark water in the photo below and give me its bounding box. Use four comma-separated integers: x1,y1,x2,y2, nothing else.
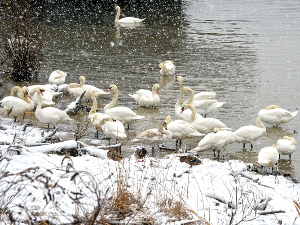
1,1,300,181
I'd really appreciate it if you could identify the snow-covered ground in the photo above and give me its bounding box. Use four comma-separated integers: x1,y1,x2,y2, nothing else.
0,118,300,224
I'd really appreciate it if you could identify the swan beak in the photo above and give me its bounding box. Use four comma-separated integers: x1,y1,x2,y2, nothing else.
180,107,184,114
157,88,159,93
107,88,112,92
40,89,45,96
24,91,28,98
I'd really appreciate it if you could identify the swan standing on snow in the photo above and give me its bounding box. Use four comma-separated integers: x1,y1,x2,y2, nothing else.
234,117,266,149
48,70,67,85
192,128,237,158
32,88,72,129
159,60,175,76
181,104,228,134
88,90,111,137
100,117,127,144
164,115,204,148
67,76,109,100
276,136,296,160
0,86,34,122
258,105,298,126
114,6,145,24
104,85,144,126
132,121,172,149
128,84,160,107
257,144,279,172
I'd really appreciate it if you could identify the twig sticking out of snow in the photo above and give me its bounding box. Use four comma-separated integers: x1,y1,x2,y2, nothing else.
64,91,87,115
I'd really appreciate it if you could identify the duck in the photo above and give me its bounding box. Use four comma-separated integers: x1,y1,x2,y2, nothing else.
88,90,111,137
67,76,109,100
258,105,298,126
32,88,73,129
276,136,296,160
179,155,202,167
159,60,175,76
257,144,279,172
48,70,67,85
0,86,34,122
181,104,228,134
234,117,266,149
165,115,204,148
100,117,127,144
131,121,172,149
128,84,160,107
114,5,145,24
192,128,237,158
104,85,144,126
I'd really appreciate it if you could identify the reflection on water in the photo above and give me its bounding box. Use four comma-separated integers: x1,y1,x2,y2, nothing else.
1,0,300,181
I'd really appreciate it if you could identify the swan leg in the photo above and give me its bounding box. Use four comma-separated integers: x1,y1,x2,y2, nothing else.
289,154,291,160
279,154,281,159
213,149,216,157
243,143,246,149
250,143,253,149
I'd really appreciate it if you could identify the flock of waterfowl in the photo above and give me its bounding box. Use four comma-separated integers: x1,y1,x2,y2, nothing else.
0,59,298,173
0,5,298,172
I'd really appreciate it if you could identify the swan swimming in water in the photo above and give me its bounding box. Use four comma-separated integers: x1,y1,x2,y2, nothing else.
128,84,160,107
67,76,109,100
48,70,67,85
114,6,145,24
159,60,175,76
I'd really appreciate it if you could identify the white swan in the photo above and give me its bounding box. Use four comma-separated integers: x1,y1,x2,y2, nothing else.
159,60,175,76
192,128,237,158
67,76,109,100
257,144,279,171
48,70,67,85
104,85,144,125
175,76,222,118
115,6,145,24
100,117,127,143
183,86,224,117
0,86,34,122
128,84,160,107
182,104,228,134
164,115,204,148
258,105,298,126
32,88,72,128
132,121,172,148
234,117,266,149
28,85,56,107
88,90,111,136
276,136,296,159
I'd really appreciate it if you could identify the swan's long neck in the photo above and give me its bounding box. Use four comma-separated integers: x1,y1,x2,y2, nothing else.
183,87,194,104
10,86,23,98
115,8,121,22
152,85,158,96
187,104,196,123
256,117,265,129
90,94,97,115
104,88,118,111
36,92,43,116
